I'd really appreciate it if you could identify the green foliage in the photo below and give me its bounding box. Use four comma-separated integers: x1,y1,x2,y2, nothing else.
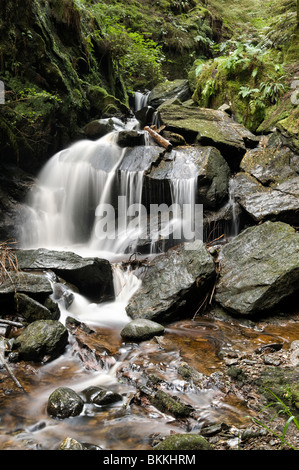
86,2,165,90
250,388,299,450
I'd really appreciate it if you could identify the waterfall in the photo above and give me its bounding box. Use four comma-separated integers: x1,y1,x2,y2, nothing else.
20,93,200,326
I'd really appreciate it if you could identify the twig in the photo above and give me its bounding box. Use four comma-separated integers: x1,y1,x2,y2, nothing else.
0,319,24,327
0,345,26,393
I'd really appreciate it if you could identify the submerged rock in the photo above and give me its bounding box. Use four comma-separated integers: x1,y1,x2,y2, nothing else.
16,249,114,302
13,320,68,362
215,221,299,316
120,319,165,342
47,387,84,419
126,240,215,324
81,386,123,407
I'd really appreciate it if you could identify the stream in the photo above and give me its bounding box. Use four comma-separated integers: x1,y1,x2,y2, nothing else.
0,93,298,451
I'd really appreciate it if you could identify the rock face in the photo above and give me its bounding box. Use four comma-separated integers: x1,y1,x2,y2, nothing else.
16,249,114,302
13,320,69,362
215,221,299,316
233,144,299,225
126,240,215,324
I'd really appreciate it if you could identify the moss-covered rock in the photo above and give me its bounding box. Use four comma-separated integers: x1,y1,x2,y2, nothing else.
154,433,212,450
150,390,193,418
13,319,68,362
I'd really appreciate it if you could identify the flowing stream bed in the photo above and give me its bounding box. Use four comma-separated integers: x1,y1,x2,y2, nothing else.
1,97,298,451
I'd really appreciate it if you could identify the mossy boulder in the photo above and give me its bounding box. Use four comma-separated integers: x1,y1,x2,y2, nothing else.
154,433,212,450
13,320,68,362
148,79,191,108
157,103,259,170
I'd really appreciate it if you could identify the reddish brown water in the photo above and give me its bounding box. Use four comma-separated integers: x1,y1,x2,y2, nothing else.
0,313,298,451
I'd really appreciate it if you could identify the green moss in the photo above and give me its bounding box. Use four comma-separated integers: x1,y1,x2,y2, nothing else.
154,433,212,450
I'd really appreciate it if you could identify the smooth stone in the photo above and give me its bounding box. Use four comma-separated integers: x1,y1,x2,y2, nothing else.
120,319,165,342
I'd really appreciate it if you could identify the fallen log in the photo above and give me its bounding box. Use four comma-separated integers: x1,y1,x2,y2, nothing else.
144,126,173,151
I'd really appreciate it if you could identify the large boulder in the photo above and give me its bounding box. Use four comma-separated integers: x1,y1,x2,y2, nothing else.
0,272,54,310
215,221,299,316
14,292,60,322
16,249,115,302
232,172,299,225
232,144,299,225
157,103,259,169
126,240,215,324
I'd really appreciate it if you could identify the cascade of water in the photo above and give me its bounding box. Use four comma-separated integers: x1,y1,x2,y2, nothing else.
20,94,199,326
134,90,150,112
228,178,240,237
149,151,199,253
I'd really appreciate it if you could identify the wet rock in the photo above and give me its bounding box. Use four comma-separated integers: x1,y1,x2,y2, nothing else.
47,387,84,419
81,386,123,407
232,172,299,225
16,248,115,302
12,320,68,362
154,433,212,450
14,292,60,322
58,437,102,450
126,240,215,324
177,362,204,386
52,283,74,310
117,130,144,147
0,166,35,241
158,103,259,170
150,390,193,419
148,79,191,108
59,437,84,450
83,117,125,139
120,319,165,342
215,221,299,316
232,144,299,225
144,145,231,210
